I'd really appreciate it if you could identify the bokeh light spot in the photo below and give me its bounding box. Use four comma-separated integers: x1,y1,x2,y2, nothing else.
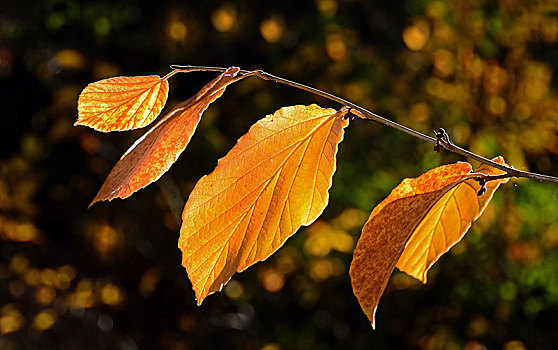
316,0,338,16
403,19,430,51
326,34,348,61
31,309,57,331
260,267,285,292
100,283,124,306
211,5,237,32
0,305,25,334
138,267,161,297
224,280,244,300
35,286,57,306
260,17,284,43
167,20,188,42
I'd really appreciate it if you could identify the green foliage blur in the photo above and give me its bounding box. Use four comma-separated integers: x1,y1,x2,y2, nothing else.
1,0,558,348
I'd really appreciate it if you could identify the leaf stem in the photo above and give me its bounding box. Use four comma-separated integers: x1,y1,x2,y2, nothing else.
168,65,558,184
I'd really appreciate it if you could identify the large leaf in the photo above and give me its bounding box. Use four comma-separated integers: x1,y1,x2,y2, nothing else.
90,67,241,206
397,156,509,282
179,104,350,305
350,159,507,327
76,75,170,132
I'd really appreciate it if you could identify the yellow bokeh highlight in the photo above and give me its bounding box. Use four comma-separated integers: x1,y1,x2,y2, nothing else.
56,264,76,290
35,286,57,306
274,247,299,275
100,283,125,306
9,253,29,274
260,267,285,293
304,221,354,257
0,304,25,334
506,241,542,266
261,344,281,350
451,123,471,145
326,34,348,61
343,81,368,103
31,309,57,331
434,23,456,45
432,49,454,78
308,259,333,281
260,17,284,43
40,268,57,286
486,95,506,116
543,224,558,247
483,64,507,95
332,207,366,231
0,218,40,243
504,340,527,350
518,62,551,102
224,280,244,299
468,315,489,337
92,223,121,254
167,20,188,42
316,0,337,15
403,19,430,51
24,268,41,286
211,5,237,32
55,49,86,70
409,102,432,123
68,279,96,309
426,1,447,20
540,16,558,44
139,267,161,297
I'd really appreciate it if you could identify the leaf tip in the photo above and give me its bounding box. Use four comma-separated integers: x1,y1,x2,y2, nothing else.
88,196,103,208
370,306,377,329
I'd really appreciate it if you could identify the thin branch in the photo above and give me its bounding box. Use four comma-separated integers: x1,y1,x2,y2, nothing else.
169,65,558,184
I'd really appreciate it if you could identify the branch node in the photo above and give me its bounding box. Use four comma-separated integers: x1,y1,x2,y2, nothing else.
433,128,446,153
474,176,488,196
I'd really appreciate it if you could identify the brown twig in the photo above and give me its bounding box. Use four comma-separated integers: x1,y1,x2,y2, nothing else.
168,65,558,184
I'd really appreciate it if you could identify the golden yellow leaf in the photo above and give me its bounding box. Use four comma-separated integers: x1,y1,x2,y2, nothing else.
350,159,508,327
90,67,241,205
179,104,350,305
397,156,509,282
76,75,169,132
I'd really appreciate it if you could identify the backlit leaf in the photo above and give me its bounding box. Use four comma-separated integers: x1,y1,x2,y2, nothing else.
179,104,350,305
76,75,170,132
89,67,241,206
397,156,509,283
350,159,507,327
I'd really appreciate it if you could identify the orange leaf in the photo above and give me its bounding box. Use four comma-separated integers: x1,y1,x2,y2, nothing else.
179,104,350,305
397,156,509,283
349,158,508,327
76,75,170,132
89,67,241,206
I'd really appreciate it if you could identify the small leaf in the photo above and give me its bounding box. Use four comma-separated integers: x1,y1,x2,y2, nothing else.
397,156,509,283
89,67,241,206
350,159,508,328
76,75,170,132
179,104,350,305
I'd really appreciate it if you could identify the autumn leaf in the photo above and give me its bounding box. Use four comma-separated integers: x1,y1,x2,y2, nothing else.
76,75,170,132
349,158,508,327
397,156,509,283
179,104,350,305
89,67,241,205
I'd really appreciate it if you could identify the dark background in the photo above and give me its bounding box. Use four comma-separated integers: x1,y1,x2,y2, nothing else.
1,0,558,349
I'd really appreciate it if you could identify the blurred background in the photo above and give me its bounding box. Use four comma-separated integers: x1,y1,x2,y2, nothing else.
1,0,558,348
